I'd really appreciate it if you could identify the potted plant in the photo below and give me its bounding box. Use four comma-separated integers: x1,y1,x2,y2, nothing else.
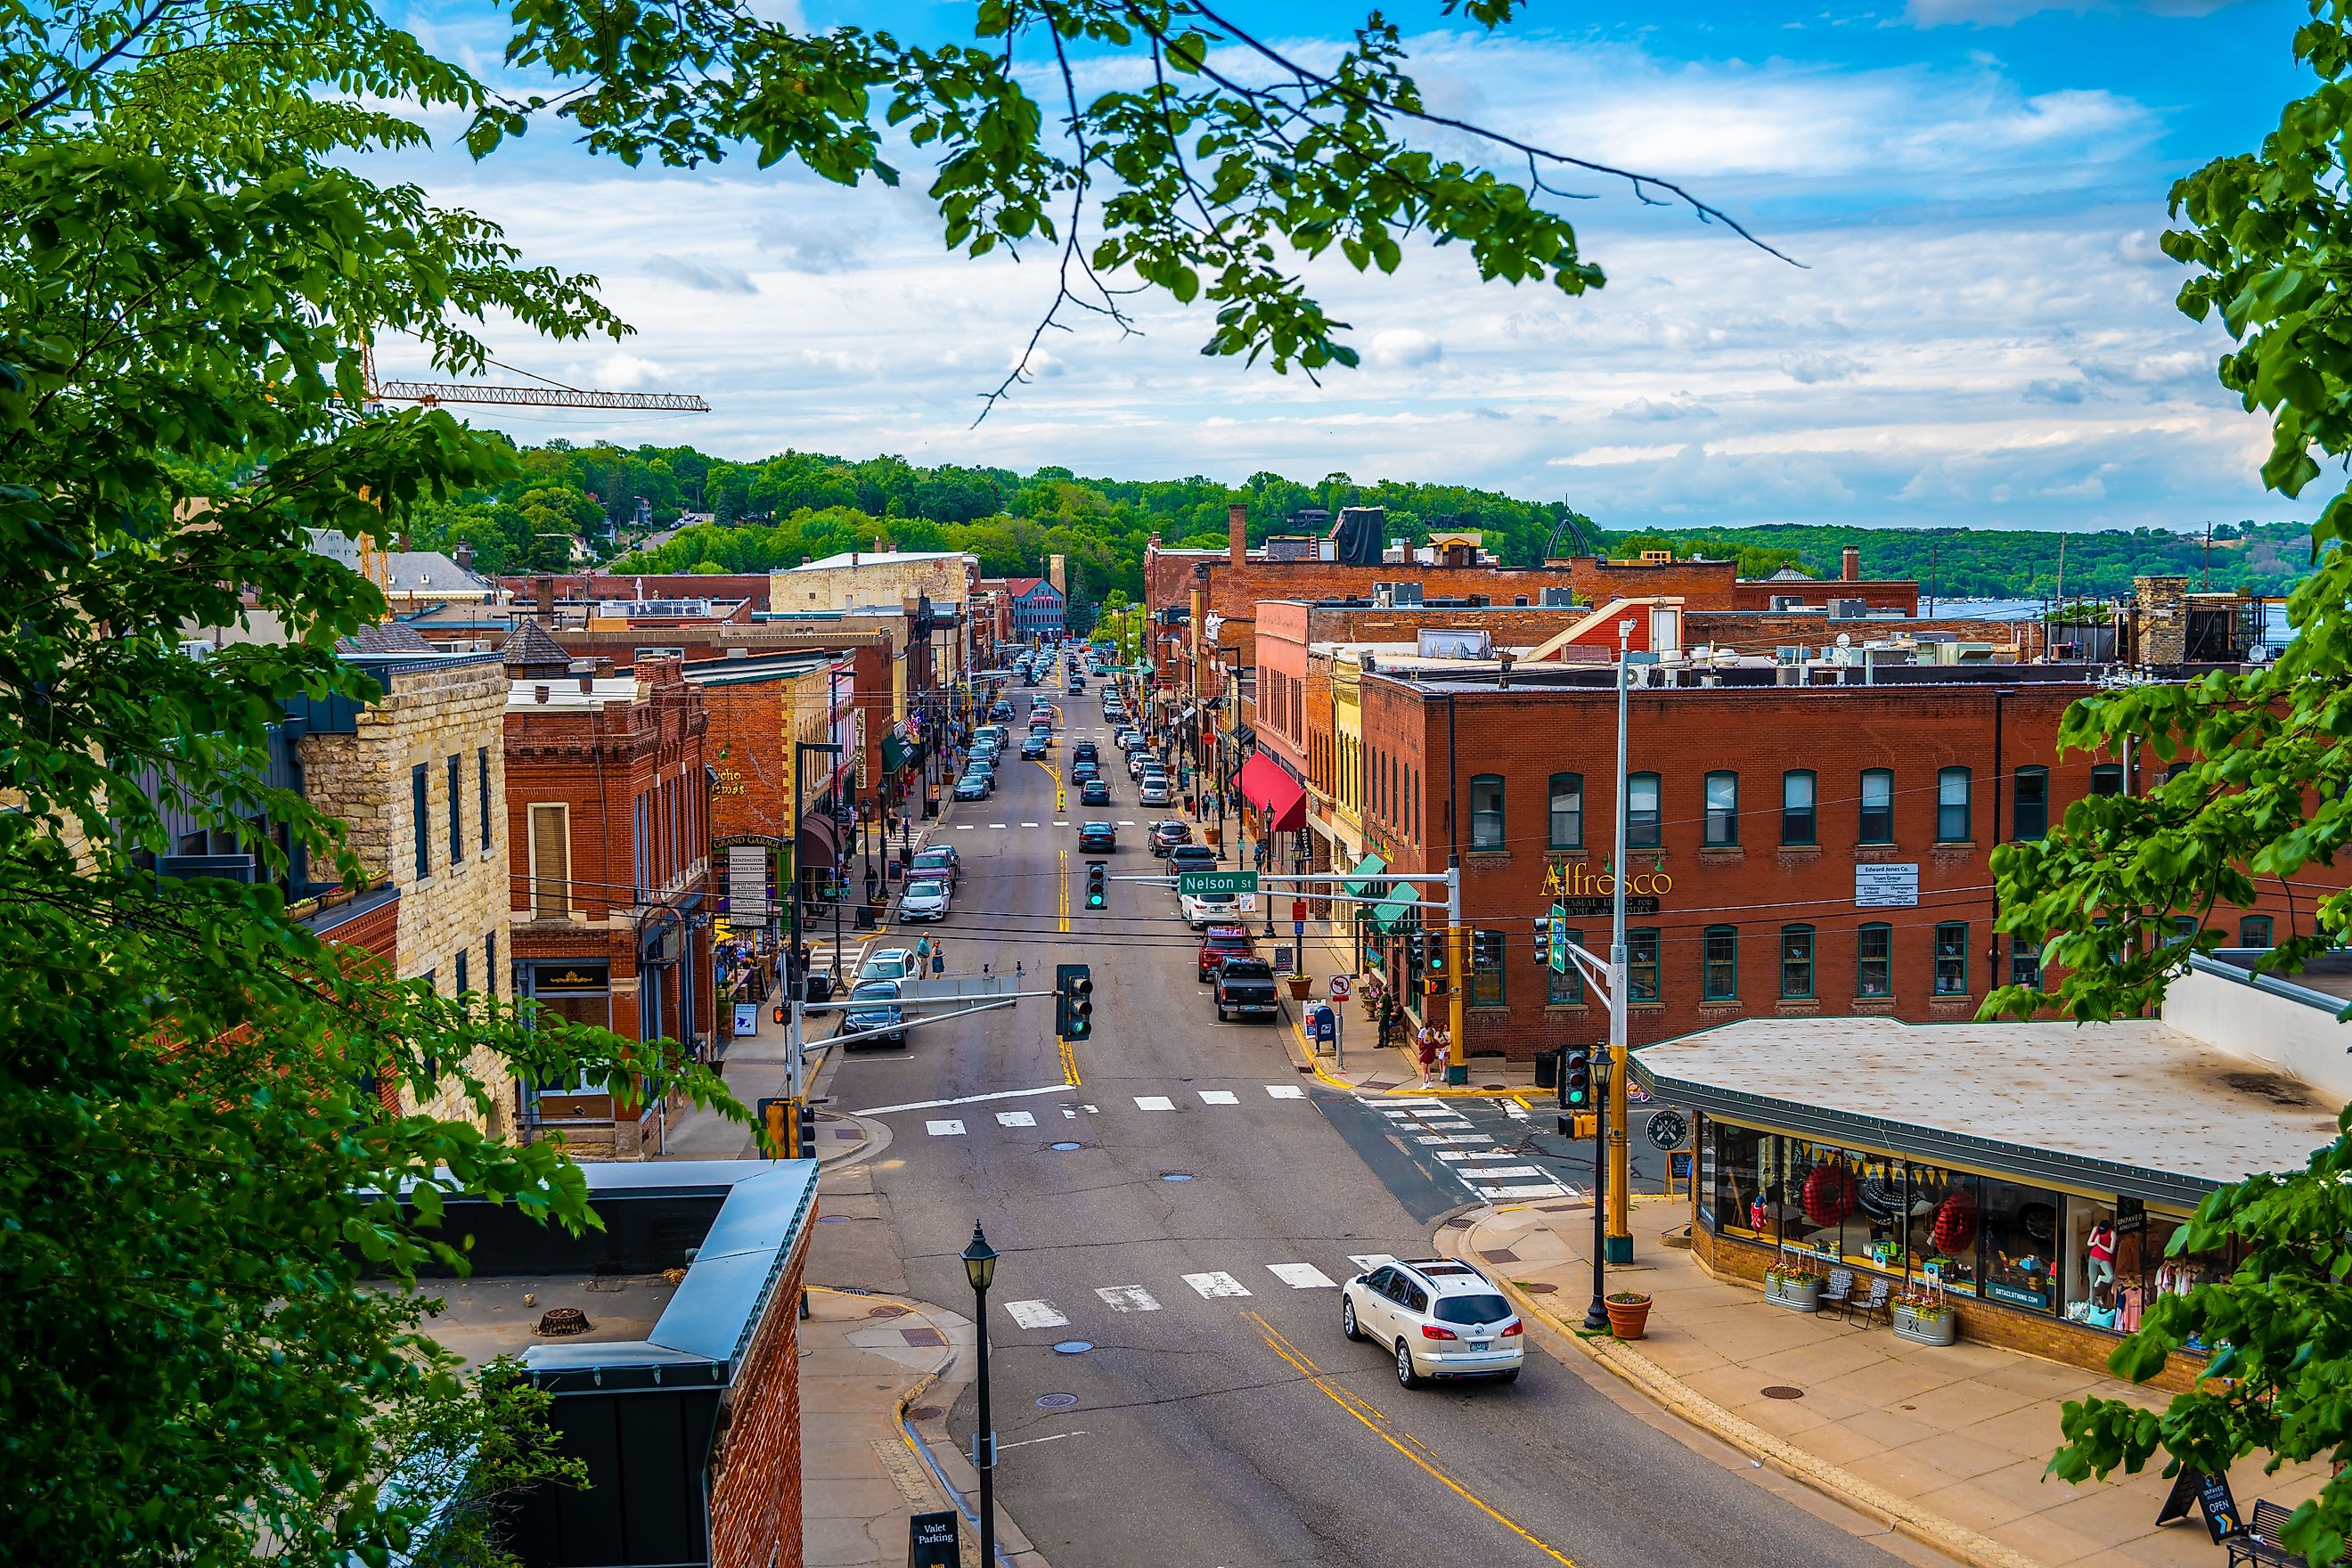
1892,1289,1957,1345
1605,1290,1651,1340
1763,1257,1824,1313
1286,973,1314,1000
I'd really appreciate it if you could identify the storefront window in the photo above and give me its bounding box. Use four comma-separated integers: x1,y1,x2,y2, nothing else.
2062,1197,2123,1332
1711,1122,1775,1238
2139,1208,2236,1349
1980,1180,2062,1311
1903,1164,1980,1297
1857,922,1892,997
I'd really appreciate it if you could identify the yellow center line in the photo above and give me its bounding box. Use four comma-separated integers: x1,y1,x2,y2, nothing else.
1058,847,1070,934
1245,1311,1580,1567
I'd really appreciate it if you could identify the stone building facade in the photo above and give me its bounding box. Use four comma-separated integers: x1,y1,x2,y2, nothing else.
297,650,517,1134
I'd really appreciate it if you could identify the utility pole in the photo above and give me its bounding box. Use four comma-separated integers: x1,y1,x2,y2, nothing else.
1605,619,1633,1264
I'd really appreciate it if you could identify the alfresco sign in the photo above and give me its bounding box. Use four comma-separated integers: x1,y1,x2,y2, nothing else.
1543,861,1672,898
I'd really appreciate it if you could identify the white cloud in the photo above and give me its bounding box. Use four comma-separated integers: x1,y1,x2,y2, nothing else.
1783,351,1862,385
1612,396,1717,421
1907,0,2250,26
1552,444,1687,467
1371,329,1445,367
645,254,758,295
593,353,669,389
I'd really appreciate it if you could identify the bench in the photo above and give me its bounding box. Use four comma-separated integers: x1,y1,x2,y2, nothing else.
2227,1500,2307,1568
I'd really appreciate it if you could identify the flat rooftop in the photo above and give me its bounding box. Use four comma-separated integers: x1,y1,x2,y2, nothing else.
1635,1016,2340,1206
421,1274,680,1370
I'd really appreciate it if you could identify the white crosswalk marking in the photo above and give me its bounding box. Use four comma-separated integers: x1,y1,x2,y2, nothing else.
996,1110,1038,1128
1197,1090,1238,1105
954,824,975,830
1021,821,1040,828
927,1119,967,1137
1448,1165,1544,1179
1267,1262,1336,1289
1421,1120,1476,1131
1004,1299,1069,1329
1265,1085,1305,1099
1097,1286,1161,1313
1182,1271,1253,1299
1476,1182,1572,1199
1416,1133,1497,1146
1348,1254,1398,1273
1132,1095,1175,1111
1364,1096,1441,1107
1438,1150,1530,1163
1505,1101,1530,1119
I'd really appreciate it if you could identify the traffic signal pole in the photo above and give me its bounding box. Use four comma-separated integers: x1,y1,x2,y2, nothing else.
1606,621,1634,1264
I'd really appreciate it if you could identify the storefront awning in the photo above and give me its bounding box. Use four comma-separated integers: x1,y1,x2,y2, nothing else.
795,812,839,871
1236,752,1307,833
1342,853,1388,902
881,732,909,775
1368,886,1418,934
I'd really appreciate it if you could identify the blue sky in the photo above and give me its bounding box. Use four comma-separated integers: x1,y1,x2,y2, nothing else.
378,0,2307,533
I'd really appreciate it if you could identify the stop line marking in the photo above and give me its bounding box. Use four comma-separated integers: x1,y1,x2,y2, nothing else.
1133,1095,1175,1111
927,1119,966,1137
1197,1090,1238,1105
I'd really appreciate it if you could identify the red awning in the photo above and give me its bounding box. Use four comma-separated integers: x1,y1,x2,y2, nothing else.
1237,752,1308,833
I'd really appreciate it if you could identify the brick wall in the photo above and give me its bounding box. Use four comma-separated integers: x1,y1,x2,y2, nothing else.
706,1236,808,1568
497,573,778,609
1354,675,2326,1058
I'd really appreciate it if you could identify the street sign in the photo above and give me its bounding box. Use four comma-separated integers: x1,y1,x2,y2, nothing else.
1294,919,1305,939
1548,902,1569,974
1328,974,1352,1000
1178,869,1260,897
1291,898,1308,924
1646,1107,1690,1151
907,1509,960,1566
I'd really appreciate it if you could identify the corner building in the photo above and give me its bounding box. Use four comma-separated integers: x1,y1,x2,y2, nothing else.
1350,665,2327,1060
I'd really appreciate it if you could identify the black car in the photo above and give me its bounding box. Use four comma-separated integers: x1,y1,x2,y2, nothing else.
1020,735,1049,759
1071,740,1099,764
1070,759,1100,784
1079,779,1112,807
1077,821,1116,853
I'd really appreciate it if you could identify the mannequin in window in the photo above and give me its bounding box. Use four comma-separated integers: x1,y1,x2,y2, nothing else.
2086,1218,2117,1288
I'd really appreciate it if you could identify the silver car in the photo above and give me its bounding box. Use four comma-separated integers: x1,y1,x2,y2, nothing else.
1342,1259,1523,1386
1138,778,1172,806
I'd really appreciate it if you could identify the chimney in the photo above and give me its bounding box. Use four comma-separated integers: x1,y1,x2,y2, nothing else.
534,684,550,703
454,540,474,572
1842,546,1860,582
534,576,555,619
1048,553,1066,595
874,536,887,555
1228,502,1247,569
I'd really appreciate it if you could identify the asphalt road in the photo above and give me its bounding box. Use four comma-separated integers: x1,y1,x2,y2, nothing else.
819,684,1920,1568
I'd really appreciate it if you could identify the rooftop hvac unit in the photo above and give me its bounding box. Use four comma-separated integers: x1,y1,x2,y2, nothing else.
1775,646,1804,664
1769,595,1802,613
1828,598,1867,619
178,639,212,662
1392,582,1425,606
1539,587,1576,608
1776,664,1801,686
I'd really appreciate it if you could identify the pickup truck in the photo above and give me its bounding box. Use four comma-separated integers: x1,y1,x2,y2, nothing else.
1213,956,1279,1022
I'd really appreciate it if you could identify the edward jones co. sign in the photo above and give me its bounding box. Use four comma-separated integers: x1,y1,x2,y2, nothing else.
1542,859,1668,917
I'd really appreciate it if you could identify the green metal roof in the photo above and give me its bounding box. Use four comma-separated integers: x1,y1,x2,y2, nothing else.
1342,853,1388,902
1368,886,1417,934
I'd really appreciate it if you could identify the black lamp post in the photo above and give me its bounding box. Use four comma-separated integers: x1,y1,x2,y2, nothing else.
789,741,843,999
960,1222,1000,1566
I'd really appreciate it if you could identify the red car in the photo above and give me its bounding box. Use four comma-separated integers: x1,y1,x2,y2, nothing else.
1196,924,1254,983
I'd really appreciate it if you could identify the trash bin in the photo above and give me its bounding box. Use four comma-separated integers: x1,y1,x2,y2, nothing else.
804,973,834,1004
1534,1048,1561,1091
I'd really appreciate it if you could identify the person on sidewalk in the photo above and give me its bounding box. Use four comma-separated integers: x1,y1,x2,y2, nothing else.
1377,993,1401,1054
1415,1024,1442,1089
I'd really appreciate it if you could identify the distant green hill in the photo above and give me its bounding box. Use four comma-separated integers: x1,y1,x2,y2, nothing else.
400,438,2311,612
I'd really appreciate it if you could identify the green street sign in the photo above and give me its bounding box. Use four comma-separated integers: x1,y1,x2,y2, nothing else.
1178,870,1260,897
1549,902,1570,974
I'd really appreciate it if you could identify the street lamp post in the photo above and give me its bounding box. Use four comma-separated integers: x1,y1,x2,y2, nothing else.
789,741,844,1003
961,1222,1000,1566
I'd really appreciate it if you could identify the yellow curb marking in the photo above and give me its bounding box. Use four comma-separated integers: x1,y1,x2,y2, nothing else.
1245,1311,1580,1567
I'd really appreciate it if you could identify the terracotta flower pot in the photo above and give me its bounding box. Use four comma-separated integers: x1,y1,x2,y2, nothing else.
1605,1293,1651,1340
1286,975,1314,1000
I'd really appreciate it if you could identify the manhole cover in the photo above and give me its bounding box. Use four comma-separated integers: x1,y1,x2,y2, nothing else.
1482,1083,1508,1091
1052,1340,1093,1355
867,1304,909,1319
1160,1172,1194,1182
1520,1281,1559,1294
1440,1215,1474,1229
1034,1392,1079,1410
910,1406,945,1421
1049,1141,1082,1151
1761,1385,1806,1401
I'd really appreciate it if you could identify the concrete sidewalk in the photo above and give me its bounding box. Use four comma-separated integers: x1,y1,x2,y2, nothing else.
1445,1196,2327,1568
800,1286,1051,1568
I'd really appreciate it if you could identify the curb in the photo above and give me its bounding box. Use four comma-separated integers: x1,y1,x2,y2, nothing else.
1276,1002,1534,1102
1440,1215,2040,1568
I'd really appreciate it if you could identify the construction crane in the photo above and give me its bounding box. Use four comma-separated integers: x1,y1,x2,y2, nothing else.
348,342,711,589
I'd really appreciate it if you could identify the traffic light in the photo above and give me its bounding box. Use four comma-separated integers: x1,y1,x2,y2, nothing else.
1426,933,1448,977
1056,962,1093,1041
1559,1048,1593,1111
1085,861,1107,910
1531,917,1550,964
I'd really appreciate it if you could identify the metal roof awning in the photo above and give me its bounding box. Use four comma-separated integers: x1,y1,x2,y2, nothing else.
1368,886,1418,934
881,731,909,774
1342,853,1388,902
1237,752,1307,834
795,811,839,871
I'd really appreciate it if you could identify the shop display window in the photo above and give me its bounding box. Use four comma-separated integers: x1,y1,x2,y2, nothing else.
1902,1164,1980,1297
2140,1208,2238,1351
2064,1197,2128,1332
1711,1123,1779,1240
1980,1179,2062,1311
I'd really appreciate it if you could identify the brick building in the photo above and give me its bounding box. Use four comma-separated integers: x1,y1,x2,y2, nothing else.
495,571,779,610
504,634,715,1156
1332,662,2327,1063
997,575,1066,641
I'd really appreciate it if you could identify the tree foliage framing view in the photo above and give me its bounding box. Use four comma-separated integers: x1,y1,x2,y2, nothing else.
0,0,1760,1562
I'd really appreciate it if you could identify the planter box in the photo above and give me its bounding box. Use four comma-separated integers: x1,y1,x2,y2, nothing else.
1285,975,1314,1000
1765,1277,1822,1313
1892,1304,1957,1346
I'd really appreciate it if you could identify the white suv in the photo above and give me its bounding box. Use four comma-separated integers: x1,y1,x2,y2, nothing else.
1341,1258,1523,1387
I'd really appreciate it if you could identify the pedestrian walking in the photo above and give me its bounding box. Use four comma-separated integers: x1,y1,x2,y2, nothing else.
1415,1025,1442,1090
1376,993,1400,1053
931,942,946,976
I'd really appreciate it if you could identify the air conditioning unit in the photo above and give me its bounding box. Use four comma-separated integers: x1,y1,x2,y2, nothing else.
178,640,212,662
1392,582,1425,607
1539,587,1577,608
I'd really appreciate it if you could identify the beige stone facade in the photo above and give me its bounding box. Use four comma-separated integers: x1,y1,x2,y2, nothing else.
769,549,974,617
299,651,517,1136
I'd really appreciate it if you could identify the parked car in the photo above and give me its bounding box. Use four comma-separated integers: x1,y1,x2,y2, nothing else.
953,774,991,802
1196,924,1254,982
1149,820,1192,853
1213,956,1278,1022
1138,778,1172,807
1079,779,1112,807
1342,1260,1523,1387
838,979,907,1049
911,845,960,886
1181,887,1254,927
1167,843,1218,878
898,876,951,922
1077,821,1116,853
859,947,918,984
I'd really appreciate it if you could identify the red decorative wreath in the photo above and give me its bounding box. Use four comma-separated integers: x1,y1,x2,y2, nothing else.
1802,1163,1858,1229
1932,1190,1979,1254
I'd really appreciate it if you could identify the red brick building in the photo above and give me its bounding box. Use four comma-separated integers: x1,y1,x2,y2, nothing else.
1343,663,2326,1062
503,633,715,1156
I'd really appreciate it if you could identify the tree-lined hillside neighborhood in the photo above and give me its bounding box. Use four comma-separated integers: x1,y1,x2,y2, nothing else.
12,2,2352,1567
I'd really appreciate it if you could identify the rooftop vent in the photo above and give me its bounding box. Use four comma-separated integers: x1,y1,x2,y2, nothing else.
536,1306,592,1336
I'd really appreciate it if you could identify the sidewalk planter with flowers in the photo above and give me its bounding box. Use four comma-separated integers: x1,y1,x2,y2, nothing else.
1285,974,1314,1000
1892,1298,1957,1346
1763,1262,1823,1313
1605,1291,1652,1340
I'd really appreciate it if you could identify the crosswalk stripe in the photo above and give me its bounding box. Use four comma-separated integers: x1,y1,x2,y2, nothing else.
954,824,975,830
1476,1182,1572,1199
1267,1262,1336,1289
1181,1271,1253,1299
996,1110,1037,1128
1197,1090,1238,1105
1363,1095,1441,1107
1505,1102,1530,1119
1437,1150,1532,1163
1097,1286,1161,1313
1348,1254,1397,1273
1416,1134,1497,1146
1450,1164,1544,1179
1005,1299,1068,1328
1265,1085,1305,1099
927,1119,967,1136
1133,1095,1175,1111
